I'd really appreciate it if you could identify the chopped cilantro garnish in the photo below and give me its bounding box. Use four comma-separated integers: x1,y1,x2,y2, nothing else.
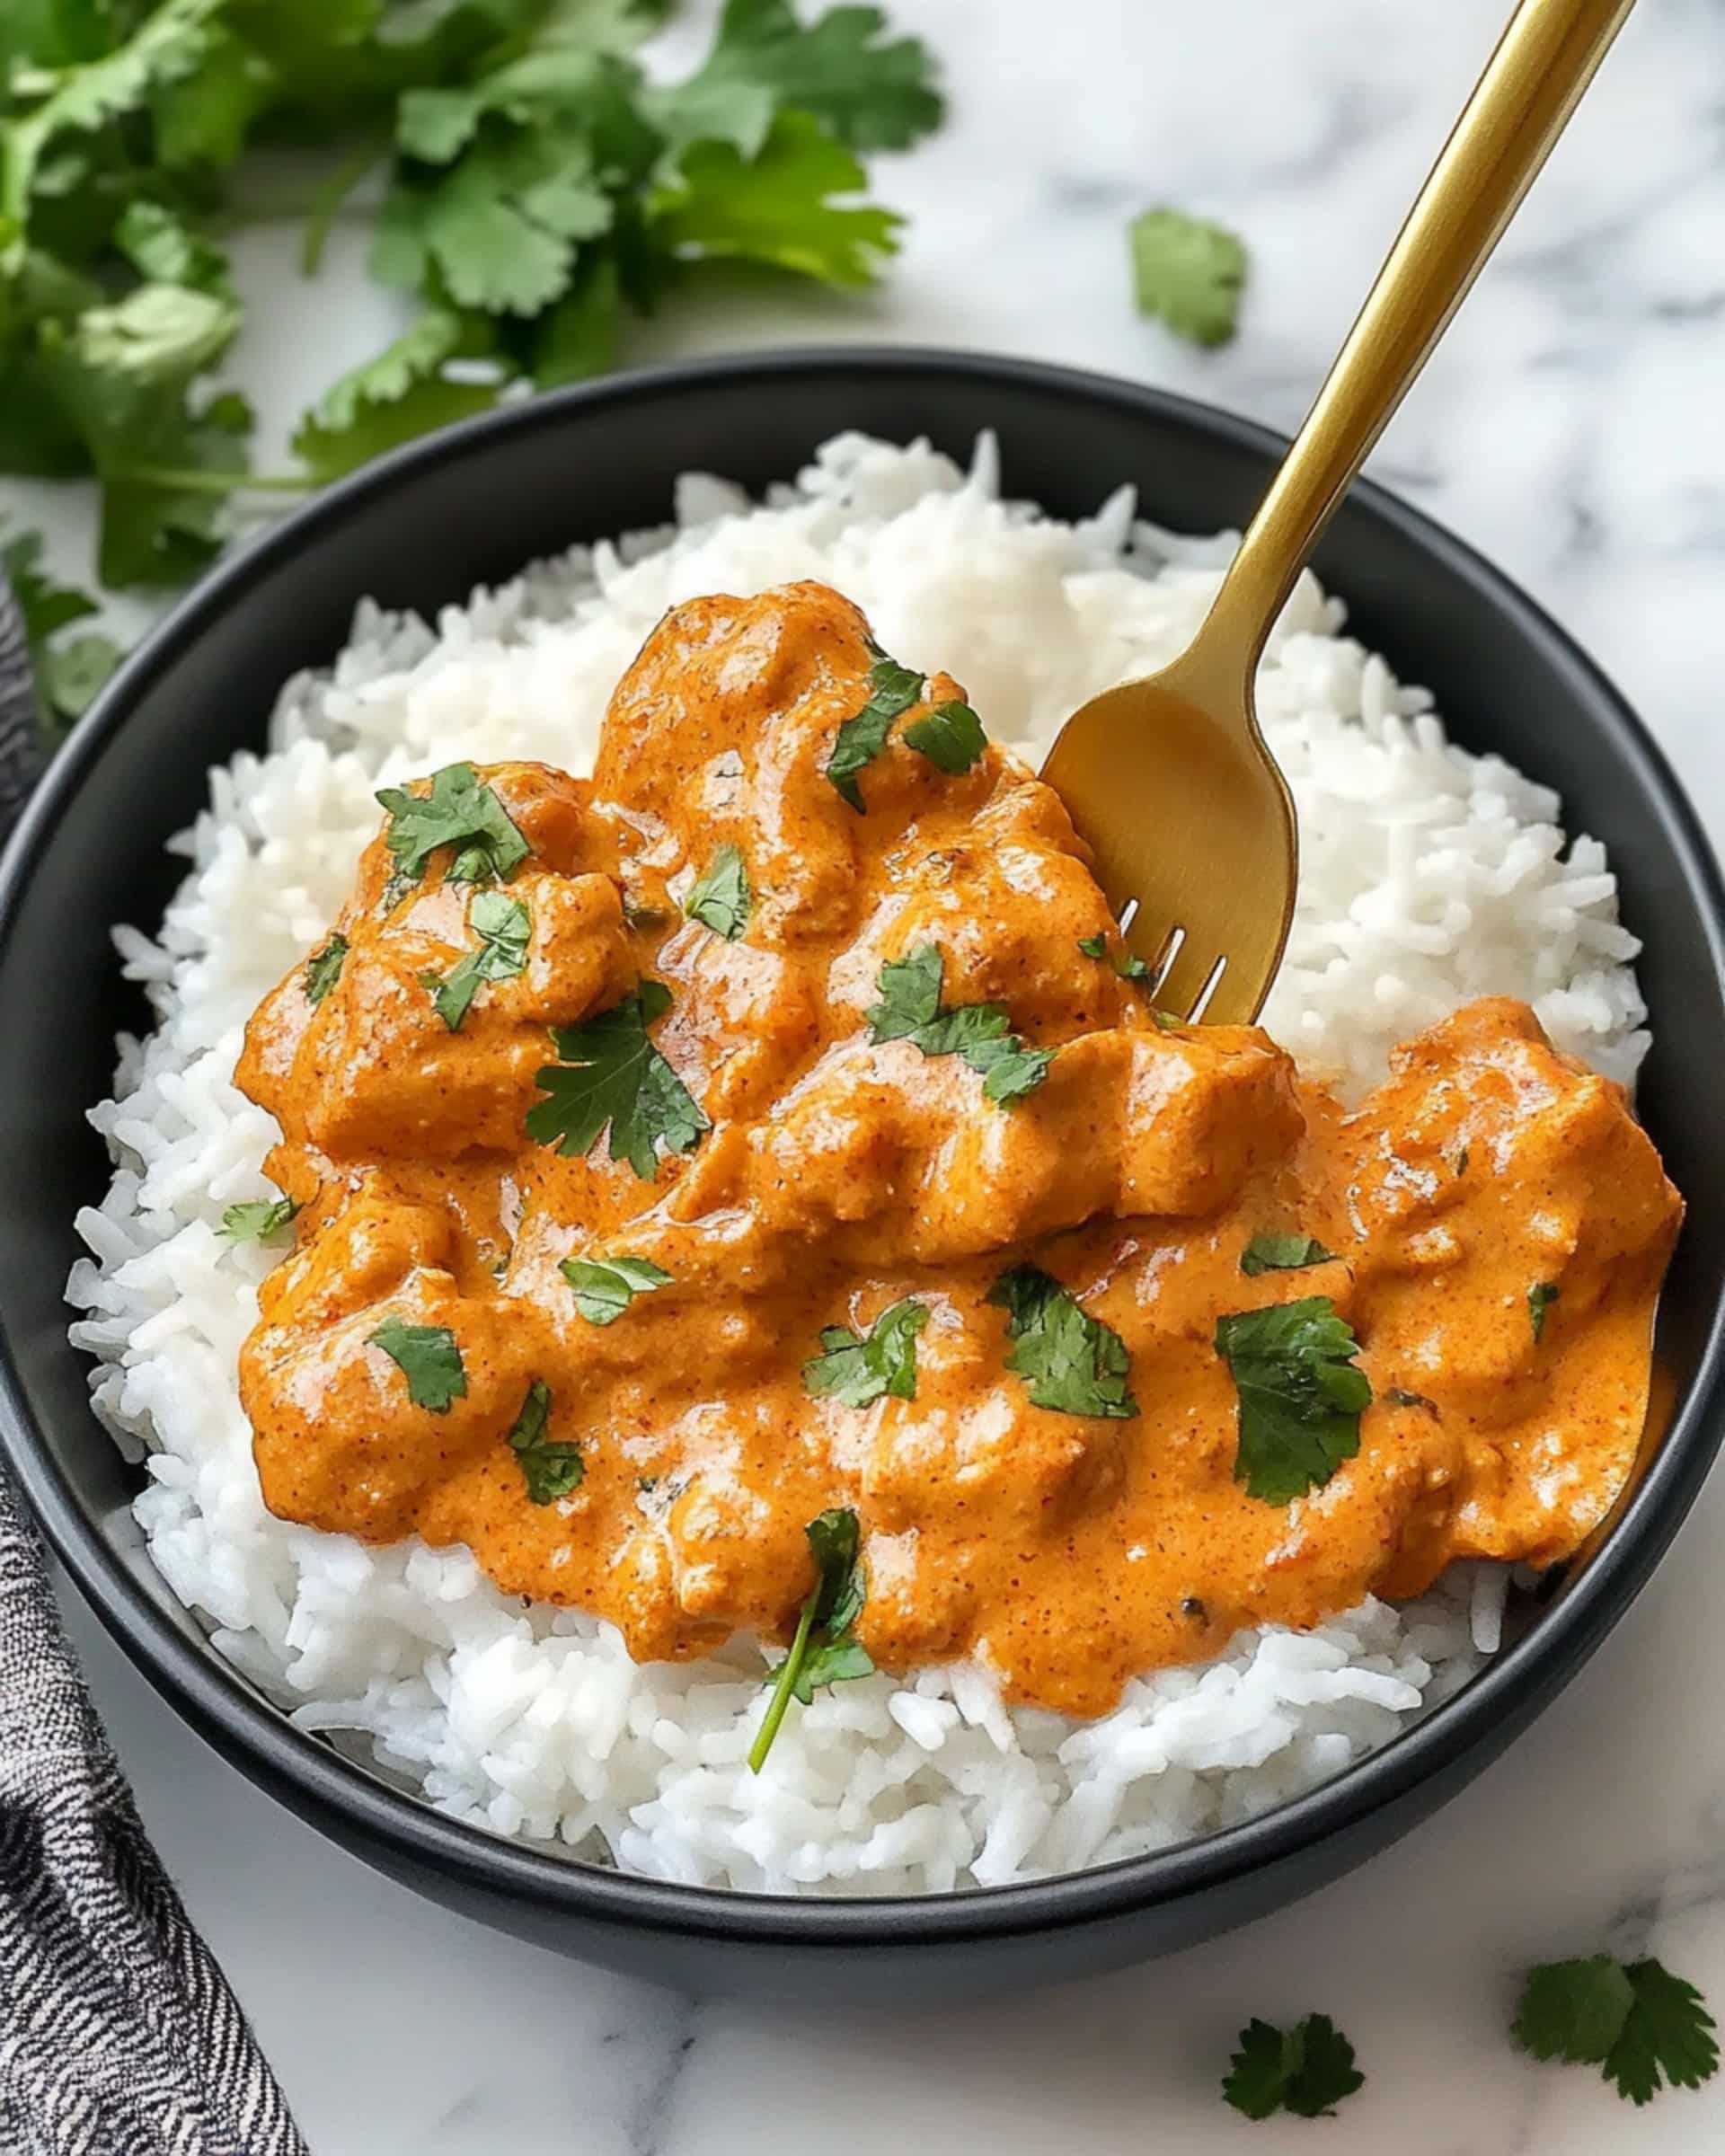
505,1377,583,1505
304,932,348,1006
866,943,1053,1104
560,1252,673,1326
748,1507,874,1772
375,762,529,888
1214,1296,1370,1504
1514,1955,1719,2106
367,1317,466,1414
987,1265,1137,1419
1129,206,1248,348
902,698,985,773
1529,1281,1561,1342
803,1297,928,1408
686,844,752,940
219,1196,298,1244
526,980,709,1180
1076,932,1149,981
424,889,530,1031
825,655,923,810
1222,2014,1364,2119
1240,1233,1335,1278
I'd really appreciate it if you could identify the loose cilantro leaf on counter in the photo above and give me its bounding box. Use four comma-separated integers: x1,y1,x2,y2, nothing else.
561,1251,673,1325
1529,1280,1561,1342
376,763,530,888
649,110,902,288
506,1377,585,1504
826,654,924,809
650,0,943,158
902,697,985,774
219,1196,299,1244
749,1505,873,1771
291,311,500,485
866,942,1053,1104
1514,1955,1718,2106
686,843,752,940
1240,1233,1335,1278
368,1317,467,1413
0,527,119,736
1215,1296,1370,1504
425,889,531,1030
527,979,709,1179
803,1295,928,1408
304,932,349,1007
1222,2014,1364,2120
987,1265,1137,1420
1128,206,1248,349
1076,932,1148,981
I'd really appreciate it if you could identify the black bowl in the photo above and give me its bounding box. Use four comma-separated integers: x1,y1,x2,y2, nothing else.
4,349,1723,2004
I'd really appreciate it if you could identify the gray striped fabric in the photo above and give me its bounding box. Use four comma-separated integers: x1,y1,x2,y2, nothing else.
0,572,308,2155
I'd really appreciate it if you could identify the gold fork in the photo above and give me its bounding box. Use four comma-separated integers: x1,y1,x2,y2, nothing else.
1042,0,1635,1025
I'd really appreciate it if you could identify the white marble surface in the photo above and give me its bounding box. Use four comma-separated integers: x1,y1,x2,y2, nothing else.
25,0,1725,2144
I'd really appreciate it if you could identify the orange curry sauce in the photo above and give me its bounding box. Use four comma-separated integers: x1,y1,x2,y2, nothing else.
236,581,1681,1719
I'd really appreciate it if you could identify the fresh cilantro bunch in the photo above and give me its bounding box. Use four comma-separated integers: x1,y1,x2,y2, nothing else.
0,0,943,726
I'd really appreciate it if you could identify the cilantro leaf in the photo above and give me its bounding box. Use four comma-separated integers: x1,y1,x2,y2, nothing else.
1515,1955,1719,2106
987,1265,1137,1419
803,1295,928,1408
367,1316,467,1412
1128,206,1248,349
1529,1280,1560,1342
526,979,710,1179
1076,932,1148,980
1241,1233,1335,1278
649,110,902,291
686,843,751,940
219,1196,299,1244
112,199,228,292
560,1251,673,1325
1214,1296,1371,1505
424,888,530,1030
749,1506,873,1770
652,0,942,159
376,761,530,887
292,311,499,485
384,125,616,316
0,0,225,251
304,932,349,1006
1222,2015,1364,2120
505,1376,584,1504
867,943,1053,1104
1608,1962,1721,2104
901,697,984,775
0,527,118,737
826,654,923,810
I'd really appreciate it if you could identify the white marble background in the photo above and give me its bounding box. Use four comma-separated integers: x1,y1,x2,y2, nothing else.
27,0,1725,2144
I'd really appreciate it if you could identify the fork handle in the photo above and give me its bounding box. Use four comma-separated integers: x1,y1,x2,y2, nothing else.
1184,0,1635,698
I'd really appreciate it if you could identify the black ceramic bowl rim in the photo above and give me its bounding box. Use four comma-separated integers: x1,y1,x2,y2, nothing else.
5,345,1725,1955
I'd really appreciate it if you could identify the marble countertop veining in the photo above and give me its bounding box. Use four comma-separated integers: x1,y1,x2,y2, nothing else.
36,0,1725,2145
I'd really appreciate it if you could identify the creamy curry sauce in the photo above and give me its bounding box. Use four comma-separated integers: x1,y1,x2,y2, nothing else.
236,581,1681,1720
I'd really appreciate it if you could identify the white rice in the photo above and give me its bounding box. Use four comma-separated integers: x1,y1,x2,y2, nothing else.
66,432,1647,1895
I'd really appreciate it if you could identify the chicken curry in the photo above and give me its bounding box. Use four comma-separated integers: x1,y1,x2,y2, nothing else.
235,581,1681,1725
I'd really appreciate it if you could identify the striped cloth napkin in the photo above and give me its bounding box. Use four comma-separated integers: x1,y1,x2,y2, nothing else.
0,570,307,2155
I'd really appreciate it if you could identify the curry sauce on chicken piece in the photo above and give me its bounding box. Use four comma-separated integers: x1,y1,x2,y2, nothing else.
234,581,1681,1720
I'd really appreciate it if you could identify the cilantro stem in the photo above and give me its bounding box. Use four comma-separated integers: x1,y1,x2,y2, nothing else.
748,1589,818,1773
301,136,391,277
107,466,313,494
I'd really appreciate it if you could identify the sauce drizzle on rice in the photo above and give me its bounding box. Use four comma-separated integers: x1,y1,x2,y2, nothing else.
233,581,1681,1721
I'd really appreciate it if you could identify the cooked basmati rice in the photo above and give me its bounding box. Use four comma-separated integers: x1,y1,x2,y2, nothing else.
66,433,1645,1894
